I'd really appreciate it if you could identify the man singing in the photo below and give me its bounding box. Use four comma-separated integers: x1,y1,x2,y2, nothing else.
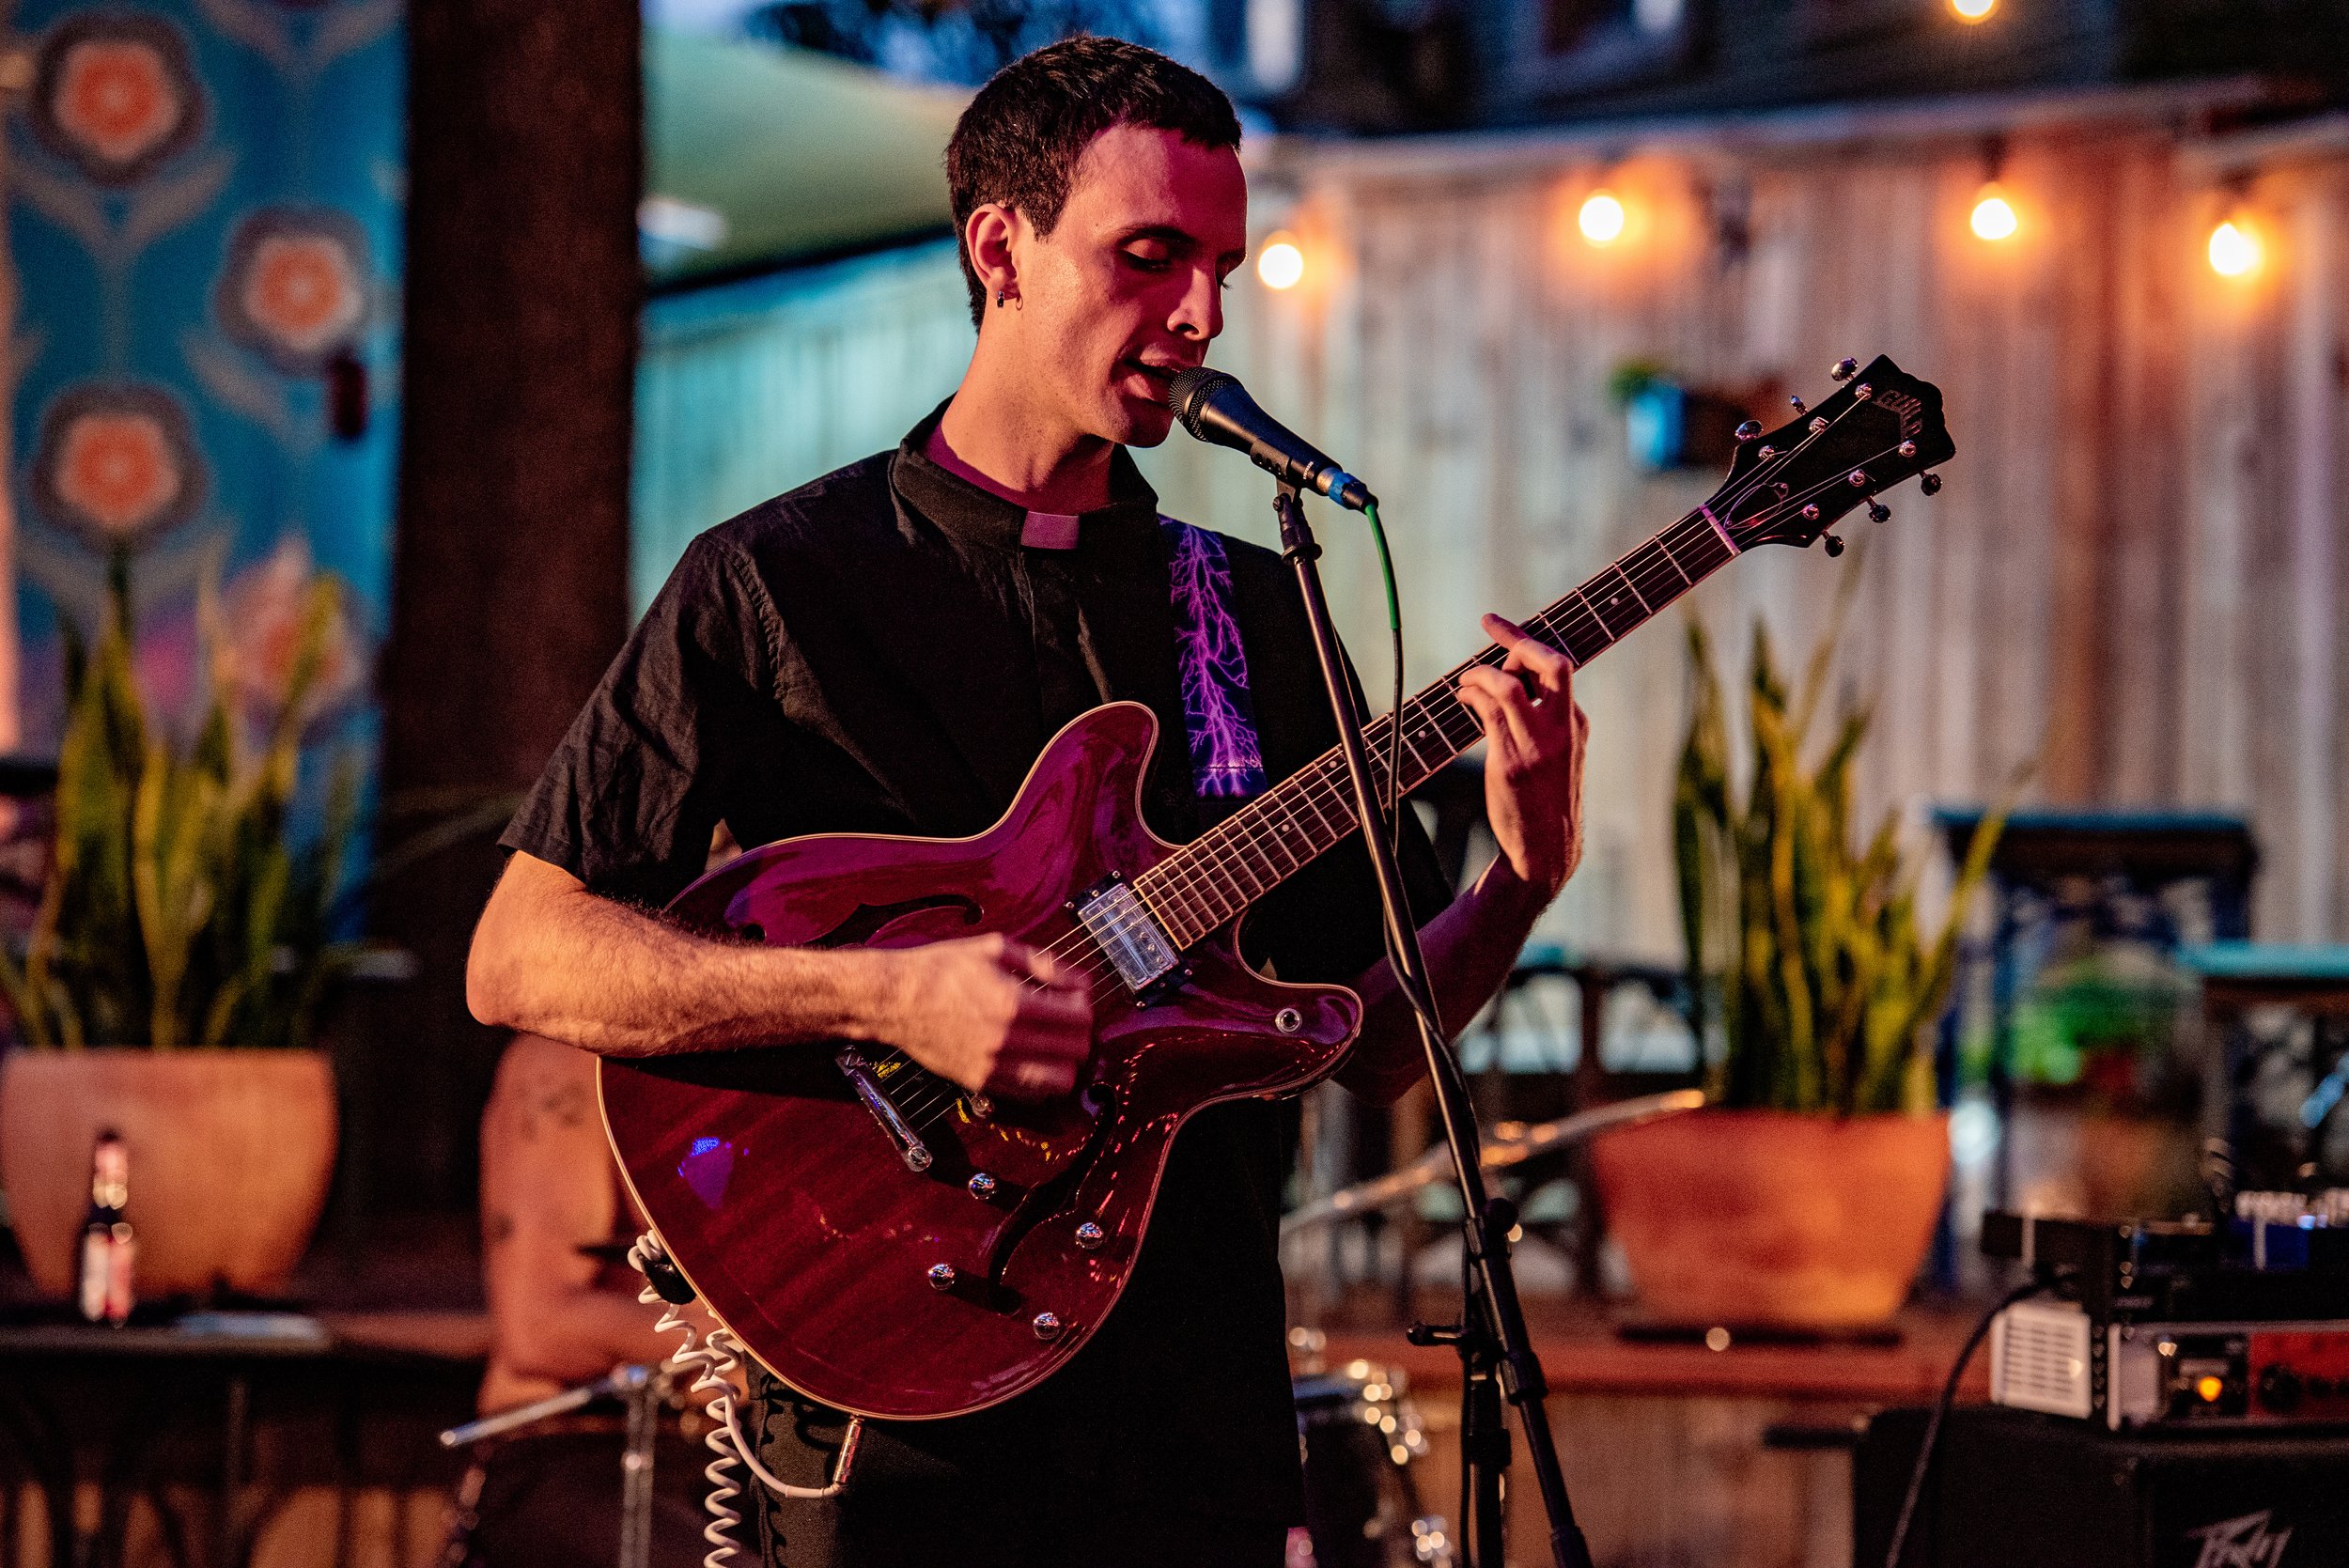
467,36,1586,1568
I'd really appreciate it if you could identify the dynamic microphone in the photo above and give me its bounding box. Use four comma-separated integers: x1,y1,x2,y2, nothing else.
1163,368,1376,512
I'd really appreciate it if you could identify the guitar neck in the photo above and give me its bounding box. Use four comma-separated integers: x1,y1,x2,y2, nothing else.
1133,506,1740,947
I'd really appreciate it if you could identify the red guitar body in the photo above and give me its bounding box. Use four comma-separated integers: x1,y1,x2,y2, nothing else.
598,701,1361,1421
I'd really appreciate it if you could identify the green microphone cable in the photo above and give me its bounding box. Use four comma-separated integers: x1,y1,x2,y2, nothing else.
1362,499,1406,861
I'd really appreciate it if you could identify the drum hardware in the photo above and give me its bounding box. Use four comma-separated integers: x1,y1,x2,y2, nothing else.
1281,1091,1703,1238
1294,1358,1447,1568
439,1362,673,1568
1284,1093,1700,1567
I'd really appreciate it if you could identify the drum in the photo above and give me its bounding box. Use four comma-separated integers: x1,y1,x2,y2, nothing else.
1291,1355,1447,1568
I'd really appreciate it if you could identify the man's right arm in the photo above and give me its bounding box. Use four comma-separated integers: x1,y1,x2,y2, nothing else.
466,850,1094,1095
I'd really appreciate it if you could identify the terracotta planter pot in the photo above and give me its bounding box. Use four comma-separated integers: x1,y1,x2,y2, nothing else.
0,1048,337,1299
1591,1108,1950,1328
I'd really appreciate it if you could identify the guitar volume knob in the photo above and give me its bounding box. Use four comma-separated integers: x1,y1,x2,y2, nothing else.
928,1263,957,1292
968,1172,998,1200
1075,1221,1107,1250
1033,1312,1064,1342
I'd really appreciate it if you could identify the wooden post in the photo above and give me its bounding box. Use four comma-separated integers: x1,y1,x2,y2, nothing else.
366,0,641,1210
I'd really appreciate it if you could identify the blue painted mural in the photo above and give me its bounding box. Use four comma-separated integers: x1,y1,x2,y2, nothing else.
6,0,402,771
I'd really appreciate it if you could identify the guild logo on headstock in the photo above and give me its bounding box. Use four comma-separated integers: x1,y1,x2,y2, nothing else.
1872,388,1925,439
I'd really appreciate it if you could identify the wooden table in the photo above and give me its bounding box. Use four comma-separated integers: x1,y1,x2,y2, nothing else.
0,1311,485,1568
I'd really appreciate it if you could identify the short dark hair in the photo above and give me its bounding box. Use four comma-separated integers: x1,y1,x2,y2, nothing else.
945,38,1242,326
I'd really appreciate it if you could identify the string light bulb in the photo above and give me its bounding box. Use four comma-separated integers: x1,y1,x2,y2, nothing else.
1578,190,1626,246
1256,233,1304,290
1951,0,1996,21
2207,219,2261,278
1969,183,2018,241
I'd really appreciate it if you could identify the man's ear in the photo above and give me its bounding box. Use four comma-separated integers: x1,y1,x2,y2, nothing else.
965,202,1021,305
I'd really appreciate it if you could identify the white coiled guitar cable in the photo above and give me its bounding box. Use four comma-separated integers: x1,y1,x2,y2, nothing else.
628,1233,864,1568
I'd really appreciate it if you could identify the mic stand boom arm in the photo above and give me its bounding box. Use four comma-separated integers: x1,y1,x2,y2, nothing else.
1271,485,1594,1568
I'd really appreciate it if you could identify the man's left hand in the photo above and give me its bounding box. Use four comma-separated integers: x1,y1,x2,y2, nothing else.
1456,613,1588,899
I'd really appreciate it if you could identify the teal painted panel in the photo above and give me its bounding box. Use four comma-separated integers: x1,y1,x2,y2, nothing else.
7,0,404,790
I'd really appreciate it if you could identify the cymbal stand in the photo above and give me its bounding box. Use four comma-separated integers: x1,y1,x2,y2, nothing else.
439,1362,667,1568
1274,484,1594,1568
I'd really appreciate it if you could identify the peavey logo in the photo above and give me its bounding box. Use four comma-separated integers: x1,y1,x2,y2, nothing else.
2187,1509,2293,1568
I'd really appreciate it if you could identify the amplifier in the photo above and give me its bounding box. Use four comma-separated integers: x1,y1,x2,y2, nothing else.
1982,1210,2349,1431
1855,1405,2349,1568
1993,1304,2349,1429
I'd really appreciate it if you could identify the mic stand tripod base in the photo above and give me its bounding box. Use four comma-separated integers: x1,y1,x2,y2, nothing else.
1271,483,1593,1568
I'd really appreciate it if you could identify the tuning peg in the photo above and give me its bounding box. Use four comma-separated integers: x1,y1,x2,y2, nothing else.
1810,416,1828,434
1830,357,1860,382
1823,534,1845,557
1789,395,1807,414
1735,420,1763,442
1801,504,1821,521
1921,473,1943,496
1847,470,1869,488
1868,501,1891,523
1898,441,1918,459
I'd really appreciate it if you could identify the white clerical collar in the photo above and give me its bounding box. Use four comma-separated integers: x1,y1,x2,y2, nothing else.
1019,511,1081,550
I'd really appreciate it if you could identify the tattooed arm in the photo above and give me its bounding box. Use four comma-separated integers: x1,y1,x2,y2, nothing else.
475,1033,709,1413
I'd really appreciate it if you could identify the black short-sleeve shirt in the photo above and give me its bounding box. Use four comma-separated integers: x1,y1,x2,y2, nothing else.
502,411,1452,1564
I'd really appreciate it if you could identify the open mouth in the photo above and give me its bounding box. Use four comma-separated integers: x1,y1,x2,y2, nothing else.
1121,359,1187,396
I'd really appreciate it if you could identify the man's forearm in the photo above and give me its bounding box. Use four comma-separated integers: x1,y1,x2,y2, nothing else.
468,857,899,1059
1337,856,1552,1102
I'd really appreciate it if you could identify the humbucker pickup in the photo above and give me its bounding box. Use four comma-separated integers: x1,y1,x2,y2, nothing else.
1074,877,1182,993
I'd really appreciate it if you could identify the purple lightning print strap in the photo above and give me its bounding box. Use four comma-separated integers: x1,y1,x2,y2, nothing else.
1159,516,1268,801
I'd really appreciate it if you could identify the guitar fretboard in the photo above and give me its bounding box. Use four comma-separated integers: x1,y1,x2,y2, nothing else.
1131,507,1737,945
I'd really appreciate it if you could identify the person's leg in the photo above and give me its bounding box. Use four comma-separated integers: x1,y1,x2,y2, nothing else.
743,1365,1034,1568
1062,1510,1291,1568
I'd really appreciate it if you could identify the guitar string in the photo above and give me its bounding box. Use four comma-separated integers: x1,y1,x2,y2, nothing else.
1010,405,1885,984
1132,393,1893,943
875,413,1910,1127
901,403,1890,1066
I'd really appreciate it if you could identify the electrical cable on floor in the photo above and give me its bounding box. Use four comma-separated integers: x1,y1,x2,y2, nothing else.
629,1234,863,1568
1880,1278,2047,1568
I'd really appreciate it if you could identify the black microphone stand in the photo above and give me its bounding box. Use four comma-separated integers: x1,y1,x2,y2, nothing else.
1272,484,1594,1568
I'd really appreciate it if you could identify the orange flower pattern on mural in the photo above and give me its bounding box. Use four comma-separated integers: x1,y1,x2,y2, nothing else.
56,414,178,535
243,234,364,356
31,383,207,553
30,14,203,185
217,209,372,374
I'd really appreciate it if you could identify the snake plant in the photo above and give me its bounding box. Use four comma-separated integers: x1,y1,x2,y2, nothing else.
1673,604,2006,1115
0,554,361,1050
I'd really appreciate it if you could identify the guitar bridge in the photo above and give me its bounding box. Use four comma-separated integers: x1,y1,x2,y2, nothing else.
1072,877,1182,995
835,1048,932,1172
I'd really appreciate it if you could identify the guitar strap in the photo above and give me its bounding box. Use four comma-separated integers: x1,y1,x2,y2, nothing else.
1159,517,1267,803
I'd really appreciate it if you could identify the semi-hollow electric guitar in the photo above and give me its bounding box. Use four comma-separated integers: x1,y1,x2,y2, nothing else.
600,354,1955,1421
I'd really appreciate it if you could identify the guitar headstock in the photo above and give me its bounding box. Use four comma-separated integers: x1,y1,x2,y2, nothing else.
1708,355,1954,557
